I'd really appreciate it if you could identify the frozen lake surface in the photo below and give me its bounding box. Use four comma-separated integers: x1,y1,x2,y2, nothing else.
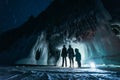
0,66,120,80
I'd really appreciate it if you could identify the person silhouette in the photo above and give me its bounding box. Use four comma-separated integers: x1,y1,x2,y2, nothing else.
61,45,67,67
75,48,81,68
68,45,74,67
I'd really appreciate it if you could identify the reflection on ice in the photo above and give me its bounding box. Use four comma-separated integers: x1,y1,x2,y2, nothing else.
90,62,96,69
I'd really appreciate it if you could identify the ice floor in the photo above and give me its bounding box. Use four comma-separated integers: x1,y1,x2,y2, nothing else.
0,66,120,80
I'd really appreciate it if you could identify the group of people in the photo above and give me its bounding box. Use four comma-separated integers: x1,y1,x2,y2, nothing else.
61,45,81,68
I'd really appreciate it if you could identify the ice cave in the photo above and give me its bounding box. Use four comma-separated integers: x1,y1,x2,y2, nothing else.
0,0,120,67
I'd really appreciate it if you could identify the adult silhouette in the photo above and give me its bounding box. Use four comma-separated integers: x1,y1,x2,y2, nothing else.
75,48,81,68
61,45,67,67
68,45,74,67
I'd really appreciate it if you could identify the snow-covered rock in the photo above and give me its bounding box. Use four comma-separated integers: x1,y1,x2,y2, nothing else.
0,0,120,66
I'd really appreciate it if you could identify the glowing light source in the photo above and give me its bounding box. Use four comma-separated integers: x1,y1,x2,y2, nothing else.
57,42,87,67
90,62,96,68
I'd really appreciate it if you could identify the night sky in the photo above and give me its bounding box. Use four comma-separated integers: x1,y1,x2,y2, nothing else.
0,0,52,32
0,0,120,32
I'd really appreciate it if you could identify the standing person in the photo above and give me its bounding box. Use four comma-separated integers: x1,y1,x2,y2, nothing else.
68,45,74,67
61,45,67,67
75,48,81,68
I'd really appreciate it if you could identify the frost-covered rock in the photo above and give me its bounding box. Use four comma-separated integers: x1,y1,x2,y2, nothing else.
0,0,120,66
